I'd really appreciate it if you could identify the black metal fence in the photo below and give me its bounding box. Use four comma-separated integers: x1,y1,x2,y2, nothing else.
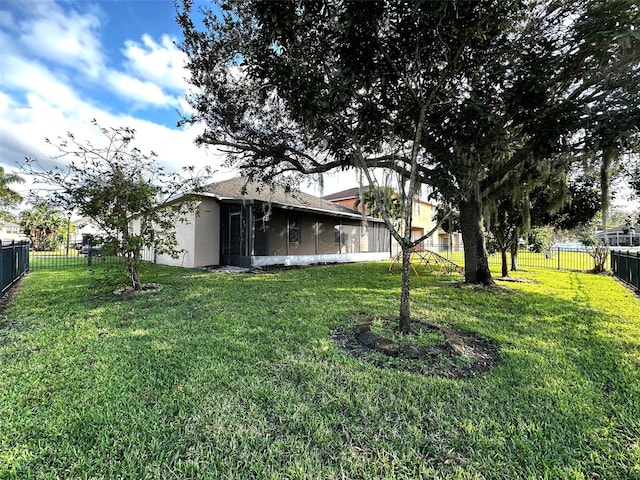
437,246,600,272
28,248,122,270
611,250,640,291
1,241,30,294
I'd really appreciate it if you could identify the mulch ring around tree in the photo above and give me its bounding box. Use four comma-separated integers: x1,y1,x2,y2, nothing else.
333,313,500,379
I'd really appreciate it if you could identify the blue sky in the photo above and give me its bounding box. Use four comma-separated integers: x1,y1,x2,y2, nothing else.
0,0,353,201
0,0,213,178
0,1,635,211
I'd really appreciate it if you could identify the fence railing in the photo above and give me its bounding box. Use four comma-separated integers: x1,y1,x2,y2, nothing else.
28,239,122,270
1,240,30,294
436,246,600,272
611,250,640,291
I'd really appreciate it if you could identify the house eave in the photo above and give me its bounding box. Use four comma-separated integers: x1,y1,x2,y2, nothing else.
197,192,384,223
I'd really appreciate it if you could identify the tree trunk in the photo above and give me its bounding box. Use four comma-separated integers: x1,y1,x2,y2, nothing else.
510,242,519,272
130,251,143,290
459,194,494,285
501,248,508,278
600,148,615,244
510,231,519,271
399,243,412,333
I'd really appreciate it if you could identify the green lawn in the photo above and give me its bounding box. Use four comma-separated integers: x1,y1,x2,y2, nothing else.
1,262,638,479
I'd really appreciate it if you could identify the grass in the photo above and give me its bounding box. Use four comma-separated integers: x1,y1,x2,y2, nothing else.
1,262,639,479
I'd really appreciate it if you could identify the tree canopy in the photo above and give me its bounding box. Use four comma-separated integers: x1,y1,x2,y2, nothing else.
0,166,25,221
19,200,66,251
178,0,639,324
178,0,527,328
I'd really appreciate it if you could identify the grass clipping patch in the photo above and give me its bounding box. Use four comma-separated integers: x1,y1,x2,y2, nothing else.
334,313,500,378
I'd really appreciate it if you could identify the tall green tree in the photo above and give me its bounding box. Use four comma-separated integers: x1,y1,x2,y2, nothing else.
426,0,638,283
178,0,522,330
19,200,66,250
178,0,638,325
22,120,211,290
0,166,25,221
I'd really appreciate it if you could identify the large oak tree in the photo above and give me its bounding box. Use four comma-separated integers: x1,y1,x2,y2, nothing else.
178,0,523,329
178,0,639,326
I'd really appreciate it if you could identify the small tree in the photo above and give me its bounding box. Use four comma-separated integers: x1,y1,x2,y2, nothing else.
20,200,66,250
527,228,550,254
22,120,211,290
577,214,609,273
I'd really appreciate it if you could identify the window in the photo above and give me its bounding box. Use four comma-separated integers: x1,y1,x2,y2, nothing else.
334,225,341,244
288,215,300,244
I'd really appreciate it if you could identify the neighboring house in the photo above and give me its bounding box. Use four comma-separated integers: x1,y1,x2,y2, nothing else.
322,186,462,254
72,217,104,246
597,222,640,247
0,221,28,243
147,177,391,269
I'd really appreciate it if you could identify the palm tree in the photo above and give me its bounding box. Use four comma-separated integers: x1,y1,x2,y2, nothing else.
0,166,25,207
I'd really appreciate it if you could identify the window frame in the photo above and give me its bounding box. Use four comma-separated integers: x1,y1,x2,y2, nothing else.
288,214,301,244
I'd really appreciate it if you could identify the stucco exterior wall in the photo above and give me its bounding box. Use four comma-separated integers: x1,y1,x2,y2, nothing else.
194,198,220,266
154,211,197,267
287,214,317,256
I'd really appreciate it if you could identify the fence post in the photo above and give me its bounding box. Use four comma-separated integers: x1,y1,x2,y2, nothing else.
610,249,614,271
557,247,561,270
12,240,17,277
88,237,93,267
0,243,4,294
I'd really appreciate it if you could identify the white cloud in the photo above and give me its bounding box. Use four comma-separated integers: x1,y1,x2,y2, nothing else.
105,70,180,109
12,0,105,78
122,34,189,92
1,55,83,113
0,0,186,110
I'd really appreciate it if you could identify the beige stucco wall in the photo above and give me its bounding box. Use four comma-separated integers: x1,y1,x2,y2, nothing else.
153,210,197,268
193,198,220,267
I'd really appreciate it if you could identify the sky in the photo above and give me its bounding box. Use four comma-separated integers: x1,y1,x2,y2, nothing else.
0,0,351,203
0,0,636,213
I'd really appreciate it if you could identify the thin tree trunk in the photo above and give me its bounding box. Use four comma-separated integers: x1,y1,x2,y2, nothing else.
510,230,519,272
600,148,615,244
501,248,508,278
510,242,519,272
459,191,494,285
399,243,412,333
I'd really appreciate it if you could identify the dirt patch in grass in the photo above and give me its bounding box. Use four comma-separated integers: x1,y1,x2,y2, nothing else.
333,314,500,379
112,282,163,298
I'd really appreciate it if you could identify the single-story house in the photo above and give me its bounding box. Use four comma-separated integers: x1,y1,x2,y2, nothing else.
149,177,391,269
597,222,640,247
